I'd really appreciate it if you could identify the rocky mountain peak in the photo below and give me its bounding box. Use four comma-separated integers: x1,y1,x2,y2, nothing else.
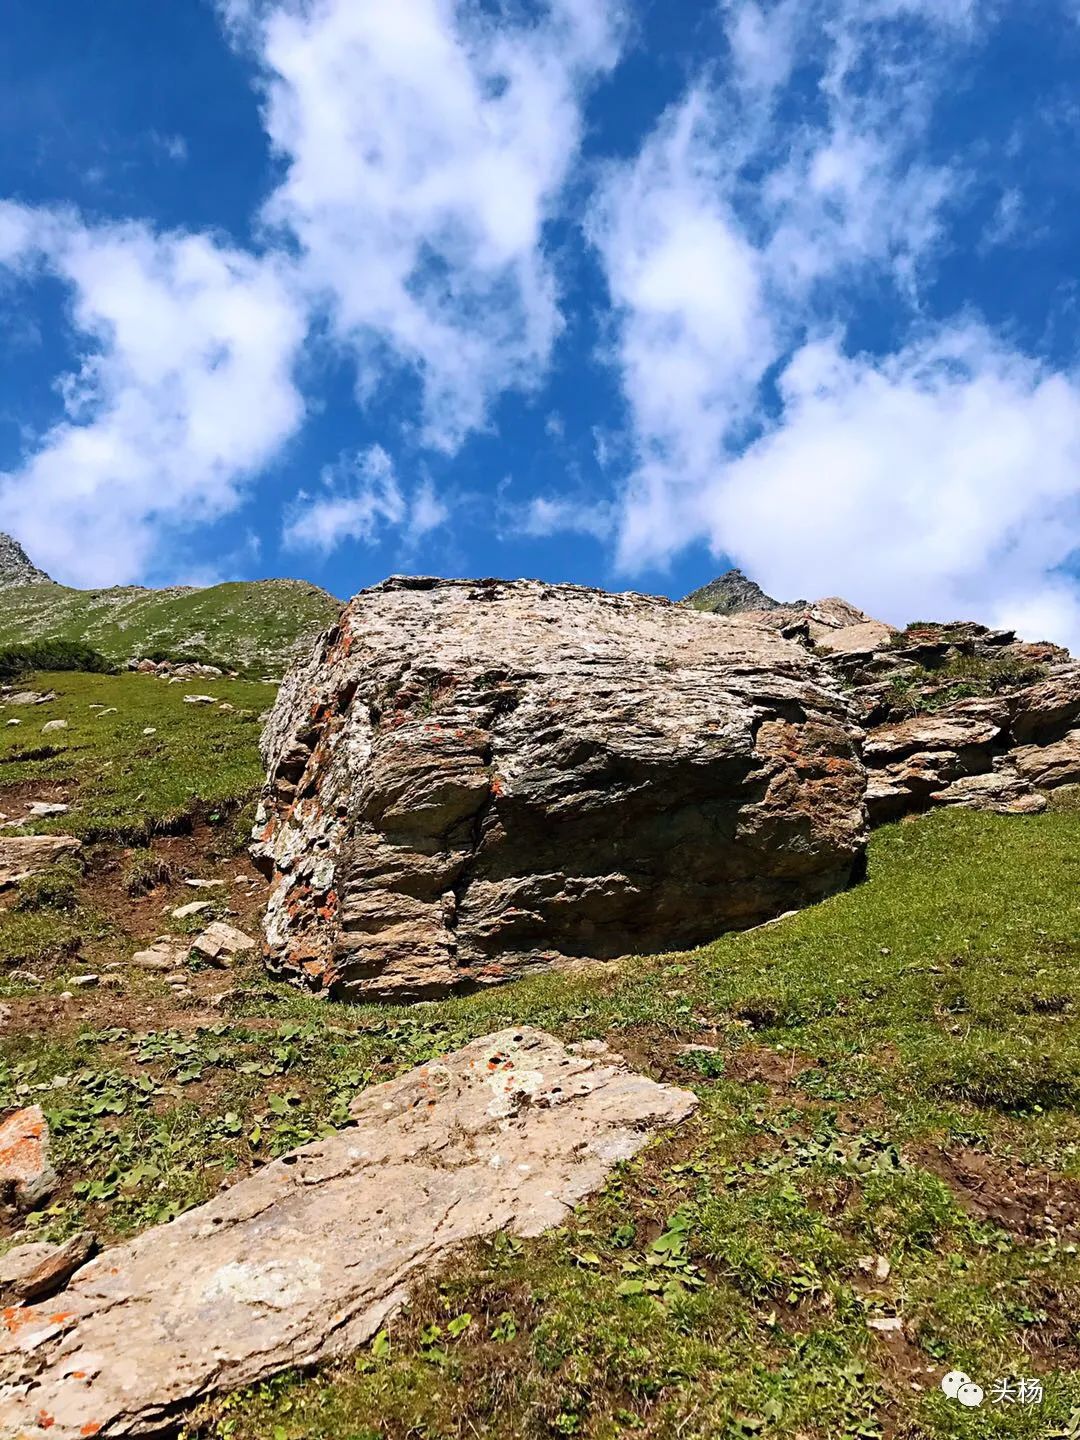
0,532,52,590
684,568,802,615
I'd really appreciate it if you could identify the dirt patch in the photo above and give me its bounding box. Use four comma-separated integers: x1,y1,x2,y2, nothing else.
914,1144,1080,1237
724,1043,819,1089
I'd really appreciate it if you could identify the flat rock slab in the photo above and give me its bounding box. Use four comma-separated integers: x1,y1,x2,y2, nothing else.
0,837,80,891
0,1028,695,1439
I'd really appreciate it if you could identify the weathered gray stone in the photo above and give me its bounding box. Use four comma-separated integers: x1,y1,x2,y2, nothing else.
0,836,81,891
0,1106,57,1212
1011,730,1080,789
0,1233,95,1305
190,921,256,967
929,770,1047,815
1010,666,1080,746
253,578,868,1000
0,1027,696,1439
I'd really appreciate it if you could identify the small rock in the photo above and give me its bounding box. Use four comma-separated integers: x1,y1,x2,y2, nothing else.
0,1105,57,1211
3,690,56,706
4,718,21,727
190,921,256,967
867,1316,904,1333
143,726,158,736
99,975,124,990
58,991,74,1001
183,694,217,705
131,941,188,972
95,707,118,718
0,1231,96,1304
185,878,226,890
10,971,41,986
218,703,234,713
41,719,68,733
172,900,214,920
67,975,99,989
26,802,69,818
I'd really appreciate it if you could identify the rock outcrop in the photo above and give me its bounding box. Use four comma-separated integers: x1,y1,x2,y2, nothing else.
689,584,1078,824
254,578,867,1001
0,1028,695,1440
0,532,52,590
0,836,81,891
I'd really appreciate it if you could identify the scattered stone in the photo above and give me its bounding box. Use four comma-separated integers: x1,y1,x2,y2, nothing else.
255,577,866,1000
867,1316,904,1333
0,1105,57,1211
190,921,257,967
142,726,158,736
185,877,226,889
26,801,69,818
0,1028,695,1439
2,690,56,706
4,717,21,726
172,900,214,920
99,975,124,990
0,835,81,890
9,971,41,986
58,991,74,1001
0,1231,96,1304
66,975,99,989
41,718,68,733
183,693,218,705
95,706,118,718
130,940,188,972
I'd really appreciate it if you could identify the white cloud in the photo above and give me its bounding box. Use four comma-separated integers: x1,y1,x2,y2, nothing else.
0,203,307,585
231,0,625,450
574,0,1080,649
708,329,1080,647
283,444,449,553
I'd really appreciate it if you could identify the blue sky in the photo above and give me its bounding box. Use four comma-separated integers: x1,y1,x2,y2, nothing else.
1,0,1080,645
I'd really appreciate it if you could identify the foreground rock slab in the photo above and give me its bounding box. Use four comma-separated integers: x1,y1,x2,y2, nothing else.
0,837,80,891
0,1028,696,1439
255,577,867,1000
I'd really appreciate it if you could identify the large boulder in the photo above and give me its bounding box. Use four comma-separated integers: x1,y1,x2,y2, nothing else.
253,578,867,1001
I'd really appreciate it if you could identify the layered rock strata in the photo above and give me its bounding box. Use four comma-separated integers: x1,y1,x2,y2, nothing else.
254,578,867,1000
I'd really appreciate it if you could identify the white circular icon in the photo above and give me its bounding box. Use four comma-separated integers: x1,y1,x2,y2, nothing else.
956,1383,985,1408
941,1371,970,1399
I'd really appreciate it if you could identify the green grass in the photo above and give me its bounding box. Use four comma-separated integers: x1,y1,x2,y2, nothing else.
0,670,275,842
0,578,341,674
885,653,1049,716
0,807,1076,1438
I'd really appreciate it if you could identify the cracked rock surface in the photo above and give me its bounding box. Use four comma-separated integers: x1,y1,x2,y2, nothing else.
252,577,867,1000
0,1028,695,1440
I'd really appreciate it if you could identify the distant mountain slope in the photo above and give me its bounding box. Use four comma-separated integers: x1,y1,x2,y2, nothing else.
0,575,341,674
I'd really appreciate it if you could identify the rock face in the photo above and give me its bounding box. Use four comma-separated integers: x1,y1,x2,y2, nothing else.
0,1028,696,1440
0,532,52,590
253,578,867,1000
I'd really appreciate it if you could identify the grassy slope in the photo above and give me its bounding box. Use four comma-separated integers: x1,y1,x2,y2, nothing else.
1,676,1079,1438
0,670,274,844
0,579,341,673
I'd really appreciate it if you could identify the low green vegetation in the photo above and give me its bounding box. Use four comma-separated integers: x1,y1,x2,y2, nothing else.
0,638,115,681
0,670,274,841
886,652,1049,716
0,578,341,674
